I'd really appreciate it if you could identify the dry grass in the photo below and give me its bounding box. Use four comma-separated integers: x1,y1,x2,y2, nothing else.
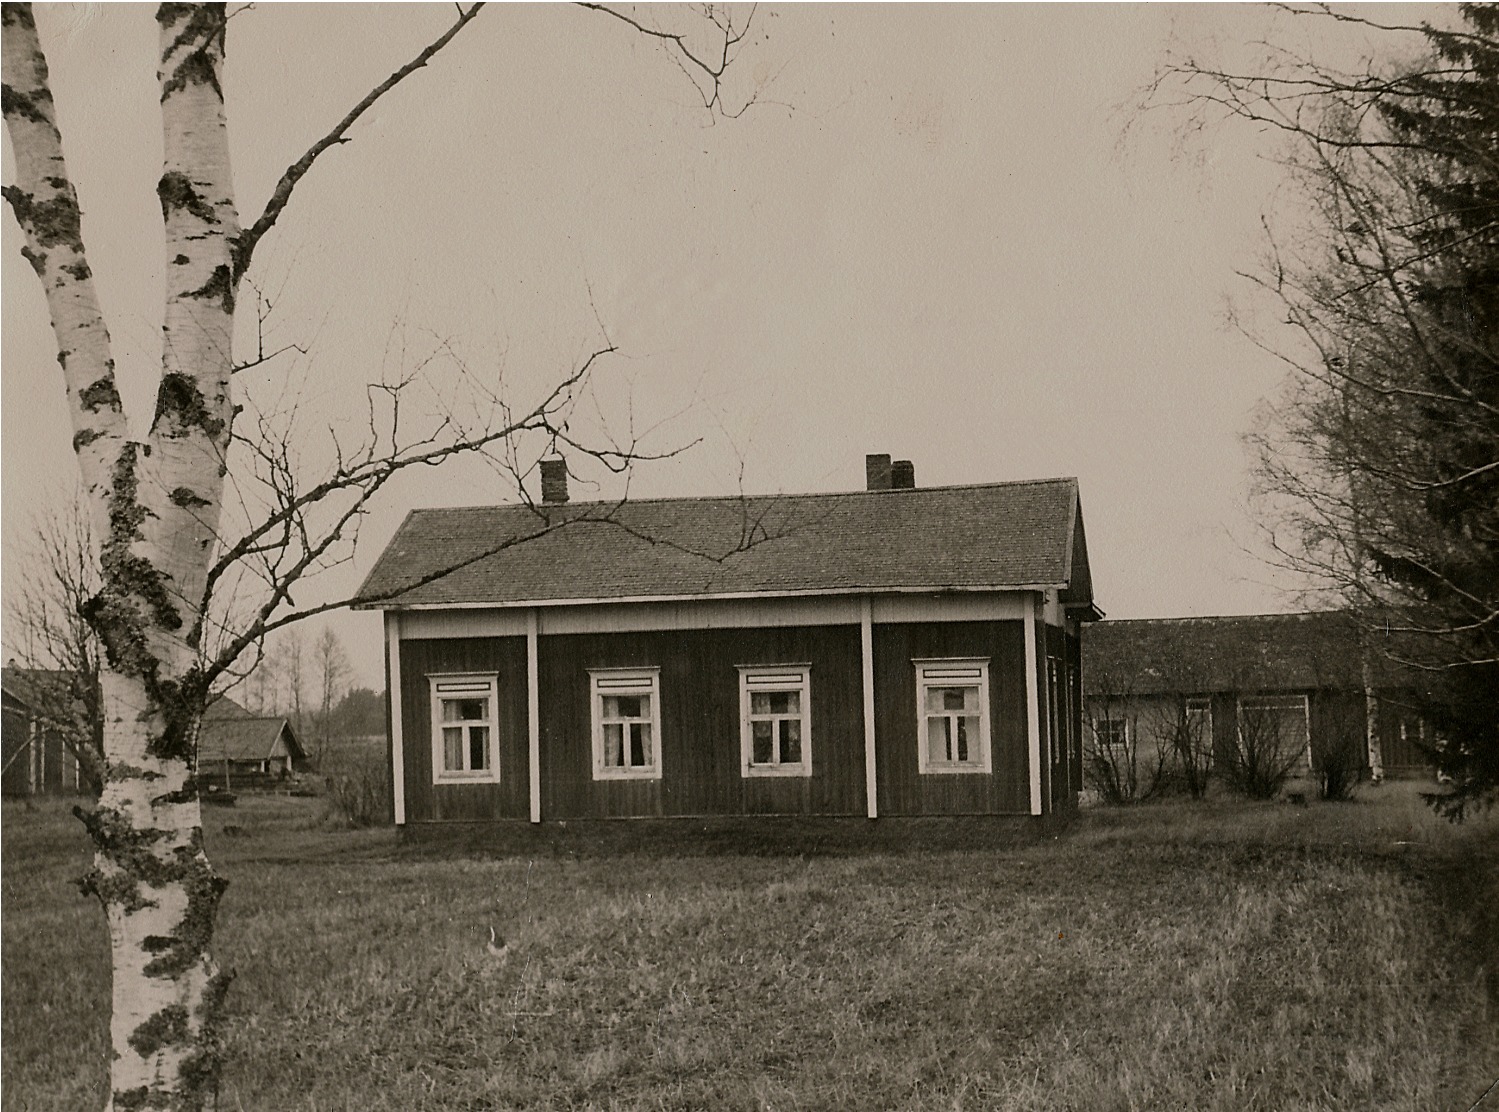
4,783,1496,1111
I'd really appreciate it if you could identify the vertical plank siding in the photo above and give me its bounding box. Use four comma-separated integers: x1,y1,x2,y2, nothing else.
398,617,1064,822
399,637,530,822
537,626,867,820
1066,630,1084,800
872,621,1031,816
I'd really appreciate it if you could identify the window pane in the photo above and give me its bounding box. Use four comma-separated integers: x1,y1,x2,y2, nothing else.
442,697,487,722
630,722,652,767
603,722,623,766
604,694,648,720
927,715,953,762
752,720,774,763
959,715,980,762
750,691,773,716
928,685,978,714
469,726,489,770
443,727,463,771
781,719,802,764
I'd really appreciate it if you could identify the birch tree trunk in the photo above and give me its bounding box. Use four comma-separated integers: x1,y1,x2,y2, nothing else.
4,4,239,1107
4,2,750,1104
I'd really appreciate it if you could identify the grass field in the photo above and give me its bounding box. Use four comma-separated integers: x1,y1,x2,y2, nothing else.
4,784,1496,1111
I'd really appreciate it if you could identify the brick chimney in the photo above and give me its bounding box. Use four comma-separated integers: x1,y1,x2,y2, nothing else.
539,456,569,505
891,460,915,489
865,453,892,491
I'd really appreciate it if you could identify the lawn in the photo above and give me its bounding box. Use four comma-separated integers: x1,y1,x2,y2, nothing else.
3,784,1496,1111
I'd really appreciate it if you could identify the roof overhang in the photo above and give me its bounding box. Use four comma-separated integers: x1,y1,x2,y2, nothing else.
355,582,1071,612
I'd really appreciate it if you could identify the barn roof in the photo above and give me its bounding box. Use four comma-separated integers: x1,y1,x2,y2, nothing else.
198,716,304,764
1082,612,1369,696
1,666,75,712
353,478,1095,611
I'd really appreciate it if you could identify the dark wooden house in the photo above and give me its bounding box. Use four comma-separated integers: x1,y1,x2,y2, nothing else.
2,666,94,797
353,455,1101,827
1082,612,1435,784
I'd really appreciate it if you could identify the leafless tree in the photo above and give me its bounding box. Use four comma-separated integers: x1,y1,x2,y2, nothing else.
3,495,103,793
279,628,306,738
1,4,771,1106
1222,696,1310,800
1140,693,1215,800
310,625,351,769
1084,660,1167,805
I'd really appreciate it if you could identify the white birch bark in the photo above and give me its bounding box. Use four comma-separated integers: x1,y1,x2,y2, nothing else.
5,5,235,1108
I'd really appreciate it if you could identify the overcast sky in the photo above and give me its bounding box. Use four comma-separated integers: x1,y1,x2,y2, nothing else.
1,3,1443,689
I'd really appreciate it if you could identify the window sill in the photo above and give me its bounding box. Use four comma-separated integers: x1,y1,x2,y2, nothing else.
593,768,661,782
433,772,501,785
743,764,812,778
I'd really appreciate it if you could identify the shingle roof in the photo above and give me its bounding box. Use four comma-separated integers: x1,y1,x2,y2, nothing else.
1082,612,1367,696
353,479,1088,609
198,717,303,763
203,693,253,721
1,667,80,713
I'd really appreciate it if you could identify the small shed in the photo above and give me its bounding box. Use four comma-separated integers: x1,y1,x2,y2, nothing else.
198,702,307,790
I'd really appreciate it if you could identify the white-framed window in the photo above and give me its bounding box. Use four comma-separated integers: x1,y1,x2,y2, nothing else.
1236,693,1311,769
914,658,992,774
1092,717,1129,749
590,668,661,780
738,665,811,777
429,674,500,783
1184,696,1213,744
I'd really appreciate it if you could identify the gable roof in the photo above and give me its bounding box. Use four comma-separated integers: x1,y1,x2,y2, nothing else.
354,478,1094,611
1083,612,1367,696
2,666,78,713
198,716,304,764
203,693,253,721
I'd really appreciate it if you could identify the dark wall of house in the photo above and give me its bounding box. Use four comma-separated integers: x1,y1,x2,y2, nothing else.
399,618,1059,822
2,699,31,797
1067,630,1084,796
872,621,1031,816
537,626,867,819
2,694,81,798
399,637,531,822
1376,692,1432,772
1309,691,1367,771
1044,624,1079,812
1209,693,1239,769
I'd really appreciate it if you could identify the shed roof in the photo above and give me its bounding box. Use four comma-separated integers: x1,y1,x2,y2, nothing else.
198,717,303,764
353,478,1093,610
1082,612,1368,696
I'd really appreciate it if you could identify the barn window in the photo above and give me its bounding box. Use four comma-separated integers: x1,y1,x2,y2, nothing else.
914,658,992,774
428,674,500,783
738,665,811,777
1092,717,1129,749
590,668,661,779
1236,694,1311,771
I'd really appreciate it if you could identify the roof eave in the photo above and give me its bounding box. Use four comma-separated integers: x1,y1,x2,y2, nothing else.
354,582,1069,612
